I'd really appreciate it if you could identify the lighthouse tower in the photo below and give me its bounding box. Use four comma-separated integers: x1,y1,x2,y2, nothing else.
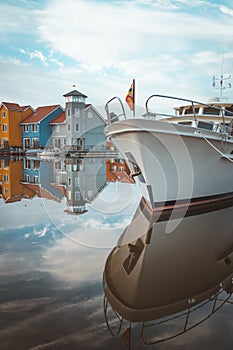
63,89,88,150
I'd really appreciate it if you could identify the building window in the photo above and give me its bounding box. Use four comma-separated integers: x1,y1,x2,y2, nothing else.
24,174,30,182
32,138,39,148
24,125,29,132
2,124,7,132
24,138,30,149
4,159,9,169
54,138,61,148
67,124,71,131
32,124,38,132
33,160,40,169
2,111,6,118
68,177,71,186
25,159,31,169
75,191,80,201
3,139,8,148
75,177,79,187
33,176,39,184
4,188,8,195
67,109,71,117
75,123,79,131
55,125,60,132
3,174,8,183
75,108,80,117
110,165,117,171
54,161,61,170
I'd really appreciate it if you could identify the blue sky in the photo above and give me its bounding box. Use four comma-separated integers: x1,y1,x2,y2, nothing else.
1,0,233,112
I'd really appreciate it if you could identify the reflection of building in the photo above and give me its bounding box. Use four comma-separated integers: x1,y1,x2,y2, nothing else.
21,105,64,150
52,157,107,214
21,159,63,202
106,159,134,183
0,158,34,202
50,90,107,152
0,155,131,211
0,102,33,149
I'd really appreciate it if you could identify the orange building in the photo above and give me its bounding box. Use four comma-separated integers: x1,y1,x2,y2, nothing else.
106,159,134,183
0,158,34,203
0,102,33,149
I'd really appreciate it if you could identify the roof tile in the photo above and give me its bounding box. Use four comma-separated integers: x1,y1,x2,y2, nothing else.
22,105,60,123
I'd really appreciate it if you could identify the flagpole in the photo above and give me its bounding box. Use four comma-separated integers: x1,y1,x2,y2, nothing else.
133,79,135,118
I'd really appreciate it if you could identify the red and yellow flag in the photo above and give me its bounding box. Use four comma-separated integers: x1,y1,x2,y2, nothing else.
125,80,135,111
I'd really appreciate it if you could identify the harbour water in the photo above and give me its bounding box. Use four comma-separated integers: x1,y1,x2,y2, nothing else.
0,157,233,350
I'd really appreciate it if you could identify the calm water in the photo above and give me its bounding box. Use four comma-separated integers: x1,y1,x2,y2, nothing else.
0,157,232,350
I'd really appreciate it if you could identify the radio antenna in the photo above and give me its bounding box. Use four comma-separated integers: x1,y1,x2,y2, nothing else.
212,54,231,100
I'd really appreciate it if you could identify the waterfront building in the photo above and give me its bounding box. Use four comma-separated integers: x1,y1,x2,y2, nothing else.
0,158,34,202
21,105,64,150
106,159,134,183
0,102,33,149
21,158,63,202
50,90,107,152
52,157,107,214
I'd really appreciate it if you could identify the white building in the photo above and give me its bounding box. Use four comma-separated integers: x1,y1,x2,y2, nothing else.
50,90,107,152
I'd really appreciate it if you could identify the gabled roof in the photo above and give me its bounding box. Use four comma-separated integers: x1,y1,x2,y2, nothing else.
23,183,61,202
49,104,103,124
50,111,66,124
63,89,87,98
1,102,33,111
85,104,107,124
21,105,61,124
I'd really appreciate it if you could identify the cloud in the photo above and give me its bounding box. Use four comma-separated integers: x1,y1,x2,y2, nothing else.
219,5,233,16
29,50,48,65
37,0,233,71
1,0,233,108
39,237,109,285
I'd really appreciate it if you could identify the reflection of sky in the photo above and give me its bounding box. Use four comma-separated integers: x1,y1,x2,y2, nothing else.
42,182,142,248
0,184,233,349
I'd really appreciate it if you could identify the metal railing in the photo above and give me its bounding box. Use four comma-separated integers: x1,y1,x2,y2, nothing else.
145,94,233,136
105,94,233,137
103,283,233,347
105,96,126,124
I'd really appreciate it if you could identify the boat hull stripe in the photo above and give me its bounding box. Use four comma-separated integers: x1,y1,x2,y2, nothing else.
140,192,233,222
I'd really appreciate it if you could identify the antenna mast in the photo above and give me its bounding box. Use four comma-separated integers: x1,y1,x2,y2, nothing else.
212,54,231,99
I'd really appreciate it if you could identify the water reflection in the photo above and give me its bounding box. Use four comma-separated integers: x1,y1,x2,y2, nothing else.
103,198,233,347
0,157,233,349
0,156,140,350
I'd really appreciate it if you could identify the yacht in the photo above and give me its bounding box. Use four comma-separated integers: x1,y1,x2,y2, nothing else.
103,201,233,344
105,95,233,224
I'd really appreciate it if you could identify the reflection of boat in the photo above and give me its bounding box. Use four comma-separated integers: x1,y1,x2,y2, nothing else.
105,96,233,212
103,202,233,343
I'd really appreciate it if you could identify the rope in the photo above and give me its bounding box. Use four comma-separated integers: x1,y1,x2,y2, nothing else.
202,136,233,163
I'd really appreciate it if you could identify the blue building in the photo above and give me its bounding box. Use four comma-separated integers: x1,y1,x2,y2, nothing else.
21,105,64,149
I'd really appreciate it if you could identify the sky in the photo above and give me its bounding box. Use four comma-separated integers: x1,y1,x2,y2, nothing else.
1,0,233,114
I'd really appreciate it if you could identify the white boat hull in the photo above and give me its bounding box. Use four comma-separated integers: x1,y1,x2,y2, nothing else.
103,202,233,323
105,119,233,208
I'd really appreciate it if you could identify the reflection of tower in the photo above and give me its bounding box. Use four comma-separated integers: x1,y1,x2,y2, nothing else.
64,157,107,215
63,90,87,150
65,158,87,215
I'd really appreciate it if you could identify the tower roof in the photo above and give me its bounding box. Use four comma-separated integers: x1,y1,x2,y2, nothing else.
63,90,87,98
